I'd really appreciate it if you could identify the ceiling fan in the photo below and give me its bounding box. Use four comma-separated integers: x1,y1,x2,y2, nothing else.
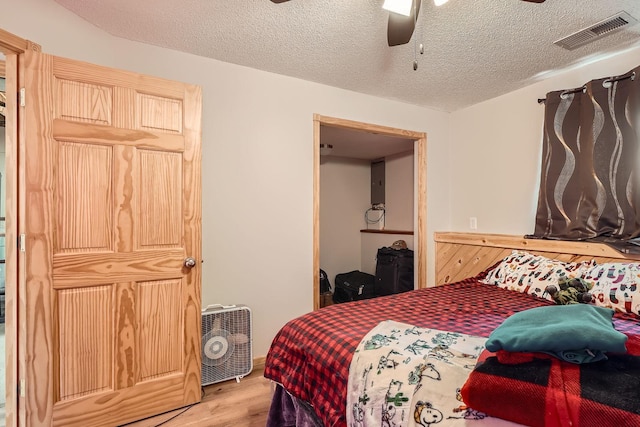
270,0,546,47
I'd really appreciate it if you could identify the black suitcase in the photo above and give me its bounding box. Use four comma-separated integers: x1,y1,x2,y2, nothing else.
374,247,414,296
333,270,376,303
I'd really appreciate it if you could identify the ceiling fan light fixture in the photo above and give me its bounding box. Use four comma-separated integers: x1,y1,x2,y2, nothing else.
382,0,413,17
434,0,449,6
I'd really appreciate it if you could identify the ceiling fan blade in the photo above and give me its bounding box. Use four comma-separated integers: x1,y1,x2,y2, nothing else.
387,0,421,47
520,0,545,2
270,0,290,3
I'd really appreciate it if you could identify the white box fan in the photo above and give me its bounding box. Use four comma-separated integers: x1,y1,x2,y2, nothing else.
201,304,253,386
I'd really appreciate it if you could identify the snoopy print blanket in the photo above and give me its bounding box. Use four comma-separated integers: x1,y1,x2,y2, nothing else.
347,320,518,427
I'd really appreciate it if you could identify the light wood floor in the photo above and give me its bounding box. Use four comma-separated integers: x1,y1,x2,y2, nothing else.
122,360,273,427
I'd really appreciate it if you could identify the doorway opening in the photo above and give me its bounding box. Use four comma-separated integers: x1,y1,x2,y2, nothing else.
312,115,426,310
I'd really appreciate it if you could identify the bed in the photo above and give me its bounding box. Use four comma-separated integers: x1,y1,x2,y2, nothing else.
263,232,640,427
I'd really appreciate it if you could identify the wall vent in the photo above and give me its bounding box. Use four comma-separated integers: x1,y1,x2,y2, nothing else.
554,11,638,50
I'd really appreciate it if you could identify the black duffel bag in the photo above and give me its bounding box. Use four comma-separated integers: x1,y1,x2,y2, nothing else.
333,270,376,303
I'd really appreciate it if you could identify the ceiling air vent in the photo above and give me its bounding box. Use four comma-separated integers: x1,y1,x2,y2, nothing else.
554,11,638,50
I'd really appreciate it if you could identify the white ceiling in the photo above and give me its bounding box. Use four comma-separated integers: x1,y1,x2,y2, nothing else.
53,0,640,158
320,125,415,160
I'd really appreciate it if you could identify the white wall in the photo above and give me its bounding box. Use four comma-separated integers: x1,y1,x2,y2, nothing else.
0,0,452,357
449,44,640,237
385,151,414,230
319,158,370,286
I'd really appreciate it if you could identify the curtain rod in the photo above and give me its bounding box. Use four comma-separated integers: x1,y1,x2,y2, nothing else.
537,70,636,104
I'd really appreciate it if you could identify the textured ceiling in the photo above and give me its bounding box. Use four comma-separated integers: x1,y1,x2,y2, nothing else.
54,0,640,113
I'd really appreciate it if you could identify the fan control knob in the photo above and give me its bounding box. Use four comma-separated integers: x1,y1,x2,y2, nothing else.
184,257,197,268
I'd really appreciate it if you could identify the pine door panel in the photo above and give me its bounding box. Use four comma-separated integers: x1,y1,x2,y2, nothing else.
57,141,113,253
23,51,202,427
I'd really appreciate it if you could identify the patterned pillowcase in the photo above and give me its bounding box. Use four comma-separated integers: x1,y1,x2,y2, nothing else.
481,251,595,301
582,263,640,316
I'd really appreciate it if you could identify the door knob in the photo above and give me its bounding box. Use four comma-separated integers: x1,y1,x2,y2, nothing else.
184,257,197,268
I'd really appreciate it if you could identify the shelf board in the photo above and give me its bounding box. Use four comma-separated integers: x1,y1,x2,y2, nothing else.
360,229,413,235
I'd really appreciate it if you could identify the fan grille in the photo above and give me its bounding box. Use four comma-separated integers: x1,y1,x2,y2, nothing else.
201,305,253,385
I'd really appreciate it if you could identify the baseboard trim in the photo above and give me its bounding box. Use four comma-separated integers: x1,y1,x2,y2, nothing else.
253,356,266,371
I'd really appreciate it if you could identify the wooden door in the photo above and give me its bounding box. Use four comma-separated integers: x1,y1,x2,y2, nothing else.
21,51,202,426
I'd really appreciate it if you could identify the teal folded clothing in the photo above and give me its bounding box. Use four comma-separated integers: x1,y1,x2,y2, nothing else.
542,349,608,364
485,304,627,359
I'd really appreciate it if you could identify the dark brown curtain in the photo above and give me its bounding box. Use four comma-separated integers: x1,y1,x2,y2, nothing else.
532,65,640,243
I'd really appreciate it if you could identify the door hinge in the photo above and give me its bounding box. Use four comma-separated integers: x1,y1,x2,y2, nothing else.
19,88,25,107
19,379,25,397
19,234,26,252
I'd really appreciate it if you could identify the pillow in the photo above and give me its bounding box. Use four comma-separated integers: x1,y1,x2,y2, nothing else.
485,304,627,355
581,262,640,317
481,251,595,301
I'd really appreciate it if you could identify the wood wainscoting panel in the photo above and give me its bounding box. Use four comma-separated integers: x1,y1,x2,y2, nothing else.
435,232,640,285
435,241,508,285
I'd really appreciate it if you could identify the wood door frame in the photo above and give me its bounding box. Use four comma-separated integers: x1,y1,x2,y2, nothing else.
0,27,42,427
313,114,427,310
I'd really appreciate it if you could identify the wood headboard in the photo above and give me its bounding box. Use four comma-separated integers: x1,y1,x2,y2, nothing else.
434,232,640,286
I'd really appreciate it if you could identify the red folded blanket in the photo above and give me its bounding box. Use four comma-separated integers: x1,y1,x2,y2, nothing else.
461,334,640,427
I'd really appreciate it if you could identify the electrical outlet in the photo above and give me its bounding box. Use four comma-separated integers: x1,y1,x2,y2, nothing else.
469,217,478,230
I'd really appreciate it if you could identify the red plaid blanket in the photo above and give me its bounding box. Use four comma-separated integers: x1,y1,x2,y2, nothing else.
461,332,640,427
264,276,640,427
264,277,560,426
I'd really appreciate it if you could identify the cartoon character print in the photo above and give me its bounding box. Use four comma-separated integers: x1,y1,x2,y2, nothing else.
380,402,398,427
456,350,482,370
352,397,366,425
365,331,399,350
404,326,423,336
447,388,488,421
381,380,406,427
451,387,466,413
408,362,441,385
448,408,488,421
377,350,401,374
430,332,461,348
413,401,443,426
427,346,455,363
426,333,462,364
405,339,433,356
351,364,373,426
